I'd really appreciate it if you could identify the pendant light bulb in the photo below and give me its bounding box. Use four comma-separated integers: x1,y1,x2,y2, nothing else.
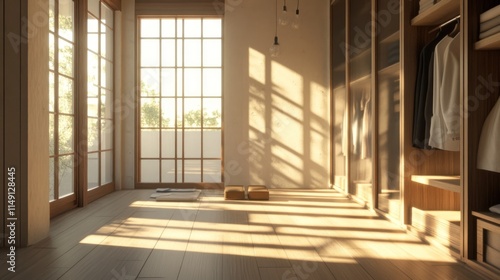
292,0,300,29
270,36,280,57
279,0,289,26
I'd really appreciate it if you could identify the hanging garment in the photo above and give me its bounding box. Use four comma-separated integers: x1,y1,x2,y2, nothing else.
429,32,460,151
361,95,372,159
477,97,500,173
412,25,455,149
423,52,435,149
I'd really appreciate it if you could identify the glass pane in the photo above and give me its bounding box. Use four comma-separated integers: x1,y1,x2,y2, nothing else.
141,68,160,96
176,40,183,67
49,157,55,201
49,34,55,70
105,27,113,61
203,160,221,182
87,14,99,53
184,19,201,37
161,19,176,37
349,84,372,202
184,39,201,66
88,97,98,117
176,98,183,127
141,160,159,182
203,130,221,158
101,2,113,28
58,0,74,41
161,129,175,158
88,117,99,152
141,19,160,38
49,72,55,111
185,130,201,158
101,119,113,150
184,68,201,96
49,0,55,32
161,68,175,97
141,39,160,67
177,132,183,159
161,39,176,67
176,19,183,37
141,129,159,158
59,155,74,197
100,24,107,57
203,19,222,38
88,153,99,189
161,160,175,183
58,76,73,114
141,98,160,127
184,98,201,127
177,160,183,182
88,0,99,17
176,68,183,96
101,151,113,184
203,68,221,96
49,113,55,155
88,51,99,92
203,39,221,67
203,98,221,127
184,160,201,182
101,58,112,89
58,39,74,77
332,86,347,192
161,99,175,128
101,90,113,119
58,115,74,154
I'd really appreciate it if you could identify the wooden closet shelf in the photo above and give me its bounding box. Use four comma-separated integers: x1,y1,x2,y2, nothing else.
411,0,460,26
411,175,461,193
475,33,500,50
472,211,500,225
378,62,400,76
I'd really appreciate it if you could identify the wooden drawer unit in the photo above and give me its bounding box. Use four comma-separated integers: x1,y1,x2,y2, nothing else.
476,217,500,274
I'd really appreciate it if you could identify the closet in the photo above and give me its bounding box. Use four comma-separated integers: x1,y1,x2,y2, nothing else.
406,0,462,257
331,0,500,278
464,1,500,278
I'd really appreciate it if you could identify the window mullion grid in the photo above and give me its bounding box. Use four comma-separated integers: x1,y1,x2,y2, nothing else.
200,20,204,182
174,17,178,183
159,20,163,183
97,3,102,187
54,0,60,200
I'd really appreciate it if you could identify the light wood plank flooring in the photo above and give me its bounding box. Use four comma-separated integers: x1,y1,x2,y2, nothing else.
0,189,491,280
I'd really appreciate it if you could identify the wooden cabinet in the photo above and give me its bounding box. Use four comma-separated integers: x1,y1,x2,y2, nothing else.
331,0,500,277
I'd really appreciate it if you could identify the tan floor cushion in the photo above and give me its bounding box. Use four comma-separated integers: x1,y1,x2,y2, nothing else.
248,185,269,200
224,185,245,200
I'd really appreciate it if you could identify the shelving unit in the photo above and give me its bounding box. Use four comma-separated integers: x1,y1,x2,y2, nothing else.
475,32,500,50
411,0,460,26
411,175,461,193
473,211,500,225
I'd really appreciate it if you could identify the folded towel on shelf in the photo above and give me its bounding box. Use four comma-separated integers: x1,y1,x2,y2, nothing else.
479,24,500,40
419,2,434,14
480,4,500,23
480,16,500,32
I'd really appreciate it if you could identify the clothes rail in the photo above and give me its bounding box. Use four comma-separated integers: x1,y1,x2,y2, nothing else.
429,15,460,34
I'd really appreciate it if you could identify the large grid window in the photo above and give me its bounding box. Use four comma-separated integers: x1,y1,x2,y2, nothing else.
49,0,76,201
87,0,114,190
138,17,222,183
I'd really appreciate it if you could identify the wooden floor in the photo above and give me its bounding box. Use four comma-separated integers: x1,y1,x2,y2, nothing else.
0,189,491,280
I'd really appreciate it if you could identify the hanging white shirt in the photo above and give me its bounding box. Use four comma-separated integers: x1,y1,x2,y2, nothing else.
429,32,461,151
477,97,500,173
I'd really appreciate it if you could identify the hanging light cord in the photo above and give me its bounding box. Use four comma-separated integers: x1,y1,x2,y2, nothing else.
275,0,278,37
283,0,287,12
296,0,300,15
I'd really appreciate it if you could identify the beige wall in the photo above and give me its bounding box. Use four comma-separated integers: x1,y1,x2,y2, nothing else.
119,0,330,189
223,0,330,188
27,0,50,244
